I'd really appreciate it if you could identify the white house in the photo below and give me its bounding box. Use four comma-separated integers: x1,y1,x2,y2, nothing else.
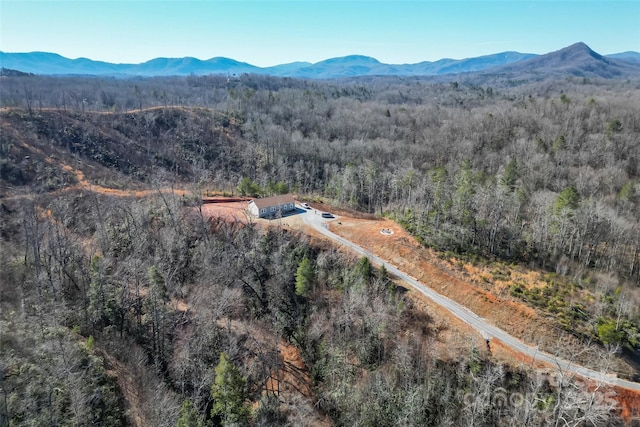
248,194,296,218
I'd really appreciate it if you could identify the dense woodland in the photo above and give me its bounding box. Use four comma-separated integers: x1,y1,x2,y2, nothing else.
1,72,639,425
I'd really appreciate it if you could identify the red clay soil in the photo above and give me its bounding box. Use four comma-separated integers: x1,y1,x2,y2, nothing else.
578,376,640,423
615,387,640,423
328,218,553,343
95,347,147,427
324,216,636,379
199,201,254,223
265,341,315,401
212,318,330,427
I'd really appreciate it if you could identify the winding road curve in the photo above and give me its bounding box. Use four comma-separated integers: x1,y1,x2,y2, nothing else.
301,209,640,393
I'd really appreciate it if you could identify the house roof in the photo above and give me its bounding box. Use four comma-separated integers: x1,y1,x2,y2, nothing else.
250,194,295,209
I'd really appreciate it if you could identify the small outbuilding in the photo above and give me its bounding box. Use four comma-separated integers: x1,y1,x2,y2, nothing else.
248,194,296,218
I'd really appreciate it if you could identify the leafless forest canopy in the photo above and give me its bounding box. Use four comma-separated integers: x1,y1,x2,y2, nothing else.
1,72,639,426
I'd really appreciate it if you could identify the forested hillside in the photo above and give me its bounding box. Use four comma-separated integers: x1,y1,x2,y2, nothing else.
1,72,639,425
3,74,639,290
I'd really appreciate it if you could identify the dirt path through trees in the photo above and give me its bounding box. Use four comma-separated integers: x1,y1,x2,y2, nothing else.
4,137,192,200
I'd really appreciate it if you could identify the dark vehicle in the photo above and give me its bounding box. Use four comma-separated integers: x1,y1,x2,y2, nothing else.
321,212,334,218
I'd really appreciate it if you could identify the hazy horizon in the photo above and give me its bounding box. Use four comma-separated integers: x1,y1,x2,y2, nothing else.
1,1,638,67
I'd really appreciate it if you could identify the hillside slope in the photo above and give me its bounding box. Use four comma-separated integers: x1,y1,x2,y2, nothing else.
486,42,640,79
0,107,246,194
2,147,636,426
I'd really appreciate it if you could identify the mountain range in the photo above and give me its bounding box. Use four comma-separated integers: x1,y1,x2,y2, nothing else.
1,42,639,79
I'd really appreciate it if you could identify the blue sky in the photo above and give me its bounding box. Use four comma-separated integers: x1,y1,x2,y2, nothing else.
1,1,639,66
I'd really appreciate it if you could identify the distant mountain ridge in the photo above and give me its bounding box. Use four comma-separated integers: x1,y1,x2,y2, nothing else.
485,42,640,79
607,51,640,63
1,43,638,79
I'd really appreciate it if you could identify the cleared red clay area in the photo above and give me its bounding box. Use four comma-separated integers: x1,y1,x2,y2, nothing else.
198,200,253,223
